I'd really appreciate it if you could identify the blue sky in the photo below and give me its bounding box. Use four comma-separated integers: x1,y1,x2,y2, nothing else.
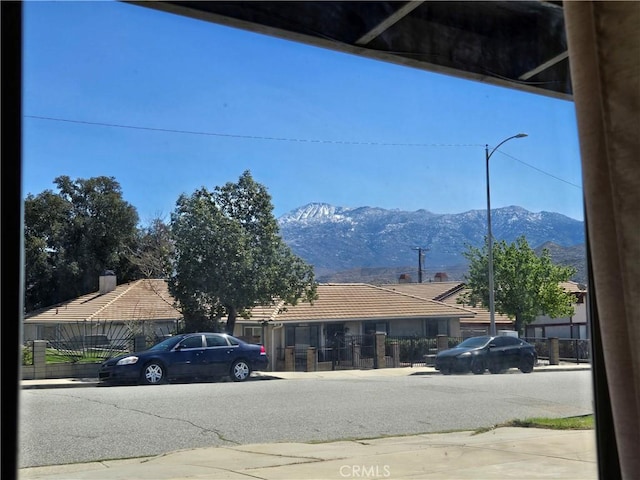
23,1,584,225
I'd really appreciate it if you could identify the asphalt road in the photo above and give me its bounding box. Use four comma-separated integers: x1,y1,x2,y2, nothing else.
18,370,593,468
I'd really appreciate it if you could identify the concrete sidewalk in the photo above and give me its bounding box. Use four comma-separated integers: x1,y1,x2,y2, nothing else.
18,427,598,480
19,364,597,479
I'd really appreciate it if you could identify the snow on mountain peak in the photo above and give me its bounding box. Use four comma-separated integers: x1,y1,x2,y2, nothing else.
278,203,353,224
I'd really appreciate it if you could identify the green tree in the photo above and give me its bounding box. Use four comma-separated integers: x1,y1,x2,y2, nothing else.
24,176,140,311
459,236,576,335
169,170,317,333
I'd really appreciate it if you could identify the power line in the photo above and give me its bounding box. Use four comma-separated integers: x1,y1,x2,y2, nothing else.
497,150,582,189
24,115,481,148
25,114,582,189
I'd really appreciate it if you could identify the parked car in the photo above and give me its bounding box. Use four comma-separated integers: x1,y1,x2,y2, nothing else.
434,335,537,375
98,332,268,385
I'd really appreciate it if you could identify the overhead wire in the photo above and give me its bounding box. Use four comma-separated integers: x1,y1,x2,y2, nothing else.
25,115,481,148
25,114,581,189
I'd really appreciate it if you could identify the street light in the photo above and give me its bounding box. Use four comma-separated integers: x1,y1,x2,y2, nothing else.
486,133,528,336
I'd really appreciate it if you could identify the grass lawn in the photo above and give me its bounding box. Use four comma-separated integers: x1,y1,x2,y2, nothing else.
475,414,594,434
507,415,594,430
45,349,116,364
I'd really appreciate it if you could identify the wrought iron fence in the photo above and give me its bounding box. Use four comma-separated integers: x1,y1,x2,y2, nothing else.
385,336,437,366
318,335,377,370
559,338,591,363
24,321,179,364
524,337,591,364
277,334,379,371
274,346,309,371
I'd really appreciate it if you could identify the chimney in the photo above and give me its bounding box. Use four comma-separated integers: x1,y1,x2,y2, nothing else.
434,272,449,282
398,273,412,284
99,270,117,294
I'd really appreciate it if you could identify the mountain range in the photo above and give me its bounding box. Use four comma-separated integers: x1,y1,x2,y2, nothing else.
277,203,587,284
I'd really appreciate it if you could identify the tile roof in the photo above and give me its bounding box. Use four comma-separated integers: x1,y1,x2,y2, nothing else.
560,281,588,294
24,280,487,326
246,283,476,323
24,279,182,323
383,282,513,326
383,282,465,300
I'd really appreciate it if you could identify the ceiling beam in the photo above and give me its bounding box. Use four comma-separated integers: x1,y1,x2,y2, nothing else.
519,51,569,81
356,1,425,46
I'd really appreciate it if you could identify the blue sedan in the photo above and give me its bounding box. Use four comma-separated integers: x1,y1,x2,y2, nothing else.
98,332,269,385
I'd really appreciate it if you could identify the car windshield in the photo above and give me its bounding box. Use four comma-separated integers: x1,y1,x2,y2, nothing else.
147,336,183,352
456,336,492,348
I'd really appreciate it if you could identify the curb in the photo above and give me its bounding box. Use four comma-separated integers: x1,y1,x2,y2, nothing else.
21,364,591,389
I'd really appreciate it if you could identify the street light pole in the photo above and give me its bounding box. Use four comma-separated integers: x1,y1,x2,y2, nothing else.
486,133,527,336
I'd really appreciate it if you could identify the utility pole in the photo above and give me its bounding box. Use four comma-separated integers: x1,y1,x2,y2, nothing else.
412,247,428,283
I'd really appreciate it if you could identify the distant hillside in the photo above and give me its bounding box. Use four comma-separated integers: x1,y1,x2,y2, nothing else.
316,265,470,284
278,203,586,283
535,242,587,285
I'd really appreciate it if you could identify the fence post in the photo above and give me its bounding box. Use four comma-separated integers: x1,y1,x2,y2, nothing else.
548,337,559,365
391,341,400,368
33,340,47,380
353,343,361,367
306,346,317,372
437,334,449,352
284,346,295,371
375,333,386,369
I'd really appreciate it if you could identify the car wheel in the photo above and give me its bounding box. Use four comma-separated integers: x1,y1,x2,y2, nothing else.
230,360,251,382
141,362,166,385
471,358,485,375
519,354,535,373
440,367,452,375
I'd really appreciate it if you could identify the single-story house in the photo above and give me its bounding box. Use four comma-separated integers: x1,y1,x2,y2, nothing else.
384,279,589,340
381,281,514,336
23,277,478,372
235,282,478,369
22,274,183,346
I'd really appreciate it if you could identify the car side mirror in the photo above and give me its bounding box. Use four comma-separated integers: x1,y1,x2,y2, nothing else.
488,343,496,348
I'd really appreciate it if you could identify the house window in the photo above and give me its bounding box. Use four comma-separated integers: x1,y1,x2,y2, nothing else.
285,325,320,347
243,326,262,341
425,320,440,337
363,321,388,335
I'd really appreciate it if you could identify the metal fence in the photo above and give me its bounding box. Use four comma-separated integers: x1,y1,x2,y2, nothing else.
23,321,179,364
279,334,378,371
25,321,591,371
385,336,436,367
524,337,591,364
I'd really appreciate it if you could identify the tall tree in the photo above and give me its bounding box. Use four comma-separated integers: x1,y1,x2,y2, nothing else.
459,236,576,334
24,176,139,311
128,216,174,279
169,170,317,333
